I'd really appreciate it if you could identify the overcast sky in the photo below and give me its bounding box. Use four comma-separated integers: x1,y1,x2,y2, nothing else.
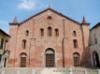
0,0,100,33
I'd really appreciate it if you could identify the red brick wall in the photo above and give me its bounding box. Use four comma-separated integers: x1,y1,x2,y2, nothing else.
8,9,89,68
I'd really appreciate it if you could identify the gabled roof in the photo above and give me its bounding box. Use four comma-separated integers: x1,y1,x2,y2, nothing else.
90,22,100,31
20,8,81,25
0,29,10,37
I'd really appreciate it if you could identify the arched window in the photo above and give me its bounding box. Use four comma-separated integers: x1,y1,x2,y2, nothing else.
73,31,77,36
22,40,26,49
95,38,98,44
26,30,29,36
93,51,100,67
40,28,44,36
94,35,98,44
48,27,52,36
73,52,80,66
0,38,4,49
73,39,78,48
55,28,59,37
45,48,55,67
20,53,27,67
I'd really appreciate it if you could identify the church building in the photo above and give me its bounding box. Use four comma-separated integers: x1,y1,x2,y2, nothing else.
7,8,90,68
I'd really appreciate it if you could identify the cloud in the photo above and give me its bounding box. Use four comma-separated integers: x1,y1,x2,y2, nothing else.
17,0,37,10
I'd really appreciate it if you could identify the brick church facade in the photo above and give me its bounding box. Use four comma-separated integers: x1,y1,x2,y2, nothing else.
7,8,90,68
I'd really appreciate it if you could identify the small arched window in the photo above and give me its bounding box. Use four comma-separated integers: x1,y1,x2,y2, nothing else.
95,38,98,44
20,53,27,67
22,40,26,49
73,39,78,48
26,30,29,36
55,29,59,37
40,28,44,36
94,35,98,44
48,27,52,36
73,31,77,37
73,52,80,66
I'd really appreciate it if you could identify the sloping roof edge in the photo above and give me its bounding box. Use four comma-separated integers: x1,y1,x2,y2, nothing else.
0,29,10,37
19,7,81,25
90,22,100,31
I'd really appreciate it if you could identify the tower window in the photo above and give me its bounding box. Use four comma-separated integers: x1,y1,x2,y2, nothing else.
22,40,26,49
55,29,59,37
48,27,52,36
40,28,44,36
73,39,78,48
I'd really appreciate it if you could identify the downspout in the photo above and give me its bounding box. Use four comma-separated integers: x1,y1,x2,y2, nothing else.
62,19,65,67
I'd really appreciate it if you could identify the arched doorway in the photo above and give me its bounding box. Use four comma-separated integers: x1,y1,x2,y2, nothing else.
73,52,80,66
45,48,55,67
93,51,100,67
20,52,27,67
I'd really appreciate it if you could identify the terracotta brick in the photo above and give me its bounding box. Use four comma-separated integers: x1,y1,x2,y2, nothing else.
7,8,90,68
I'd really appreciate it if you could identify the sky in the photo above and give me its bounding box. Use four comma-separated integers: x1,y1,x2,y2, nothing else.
0,0,100,33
